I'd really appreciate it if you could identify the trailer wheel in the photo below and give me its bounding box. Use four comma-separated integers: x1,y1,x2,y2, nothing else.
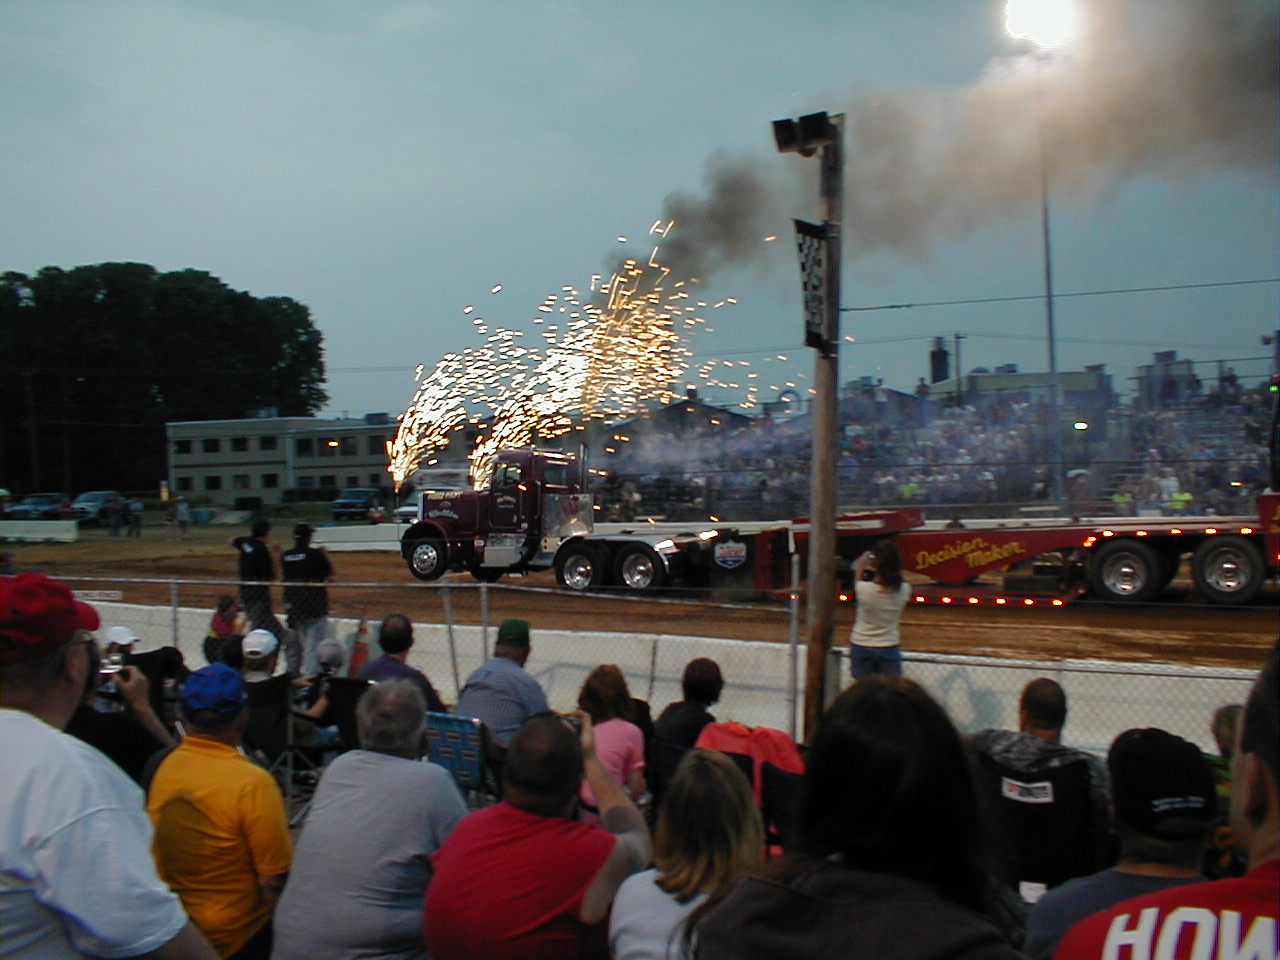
1087,540,1163,603
406,538,447,581
614,544,667,591
1193,536,1264,605
555,544,606,590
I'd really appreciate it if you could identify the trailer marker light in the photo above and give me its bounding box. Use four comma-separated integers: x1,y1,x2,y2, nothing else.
1136,530,1148,536
915,595,927,603
995,597,1008,605
1051,599,1064,606
941,596,953,604
1083,536,1096,547
1023,598,1035,605
1240,526,1254,535
968,597,980,604
1101,530,1114,537
1170,528,1182,535
838,593,850,602
1204,527,1218,535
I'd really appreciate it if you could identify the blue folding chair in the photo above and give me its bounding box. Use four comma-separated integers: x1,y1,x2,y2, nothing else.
425,712,497,807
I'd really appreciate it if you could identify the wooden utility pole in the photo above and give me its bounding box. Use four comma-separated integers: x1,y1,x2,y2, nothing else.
802,114,844,743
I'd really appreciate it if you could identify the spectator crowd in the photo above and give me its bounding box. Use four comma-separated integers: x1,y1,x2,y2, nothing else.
2,571,1276,960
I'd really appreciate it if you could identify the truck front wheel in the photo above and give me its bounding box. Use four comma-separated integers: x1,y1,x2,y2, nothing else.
1087,539,1162,603
555,544,606,590
614,544,667,591
1192,536,1264,605
406,538,448,581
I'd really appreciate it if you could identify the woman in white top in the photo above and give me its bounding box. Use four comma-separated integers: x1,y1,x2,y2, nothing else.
608,749,763,959
848,539,911,680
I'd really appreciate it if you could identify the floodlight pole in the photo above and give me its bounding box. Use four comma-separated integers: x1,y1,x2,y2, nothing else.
805,115,843,743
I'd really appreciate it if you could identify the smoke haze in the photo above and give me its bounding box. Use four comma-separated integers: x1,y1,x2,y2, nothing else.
658,0,1277,279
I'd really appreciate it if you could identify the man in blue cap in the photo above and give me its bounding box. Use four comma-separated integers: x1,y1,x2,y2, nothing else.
148,663,293,960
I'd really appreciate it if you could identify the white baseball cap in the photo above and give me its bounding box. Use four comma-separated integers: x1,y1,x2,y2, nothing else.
103,625,140,648
242,629,279,658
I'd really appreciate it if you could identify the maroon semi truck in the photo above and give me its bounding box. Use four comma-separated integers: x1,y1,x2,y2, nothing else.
399,448,1277,605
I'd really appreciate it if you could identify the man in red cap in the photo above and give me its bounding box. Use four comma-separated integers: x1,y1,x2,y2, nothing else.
0,573,217,959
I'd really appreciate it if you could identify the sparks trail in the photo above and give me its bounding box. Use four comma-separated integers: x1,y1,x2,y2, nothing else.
389,221,758,491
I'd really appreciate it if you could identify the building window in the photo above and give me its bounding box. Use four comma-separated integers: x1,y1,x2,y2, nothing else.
232,474,251,490
176,477,193,491
346,476,359,487
204,476,222,491
319,439,337,457
340,436,357,456
319,475,337,488
296,438,314,457
262,473,279,489
369,474,382,486
367,435,387,456
297,476,315,489
202,438,221,454
231,437,249,452
259,435,277,451
173,439,191,454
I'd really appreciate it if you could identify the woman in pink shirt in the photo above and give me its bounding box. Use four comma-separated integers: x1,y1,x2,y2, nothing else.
577,664,647,814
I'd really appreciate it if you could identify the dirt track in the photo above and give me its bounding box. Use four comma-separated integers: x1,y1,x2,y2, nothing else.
6,524,1275,670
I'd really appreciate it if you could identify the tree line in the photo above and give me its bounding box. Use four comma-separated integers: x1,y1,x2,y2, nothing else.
1,262,328,495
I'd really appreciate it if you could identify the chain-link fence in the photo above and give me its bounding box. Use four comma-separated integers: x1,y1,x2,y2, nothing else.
69,575,1257,755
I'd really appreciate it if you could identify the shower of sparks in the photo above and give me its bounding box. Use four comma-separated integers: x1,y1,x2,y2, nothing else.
388,222,794,491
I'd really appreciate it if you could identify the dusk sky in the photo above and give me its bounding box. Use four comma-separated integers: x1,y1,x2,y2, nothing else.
3,0,1276,420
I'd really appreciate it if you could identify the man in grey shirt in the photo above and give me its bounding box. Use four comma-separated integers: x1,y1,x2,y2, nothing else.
455,618,549,748
271,680,467,960
1023,727,1216,960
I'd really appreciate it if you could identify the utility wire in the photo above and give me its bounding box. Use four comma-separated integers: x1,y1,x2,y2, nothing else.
841,277,1280,312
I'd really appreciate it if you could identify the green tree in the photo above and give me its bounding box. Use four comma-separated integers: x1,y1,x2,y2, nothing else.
0,263,327,494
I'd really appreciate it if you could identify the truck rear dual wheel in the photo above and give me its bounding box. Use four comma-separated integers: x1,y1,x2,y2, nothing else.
1192,536,1264,605
555,544,607,590
614,544,667,591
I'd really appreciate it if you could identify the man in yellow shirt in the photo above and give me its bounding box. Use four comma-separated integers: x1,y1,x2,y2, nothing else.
148,663,292,959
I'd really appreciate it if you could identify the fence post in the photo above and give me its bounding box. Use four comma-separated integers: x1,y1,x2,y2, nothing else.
170,580,181,649
479,583,490,664
443,585,461,701
787,553,800,742
646,635,659,703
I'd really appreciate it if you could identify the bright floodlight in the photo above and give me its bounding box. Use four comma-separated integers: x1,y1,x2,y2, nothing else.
1005,0,1076,48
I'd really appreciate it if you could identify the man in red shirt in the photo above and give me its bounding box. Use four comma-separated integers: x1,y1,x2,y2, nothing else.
424,712,651,959
1055,643,1278,959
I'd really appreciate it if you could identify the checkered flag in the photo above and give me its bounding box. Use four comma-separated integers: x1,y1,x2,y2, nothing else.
794,219,829,350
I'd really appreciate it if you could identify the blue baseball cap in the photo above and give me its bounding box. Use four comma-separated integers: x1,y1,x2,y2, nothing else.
181,663,245,716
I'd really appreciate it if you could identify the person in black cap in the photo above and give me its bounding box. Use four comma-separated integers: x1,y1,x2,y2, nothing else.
280,522,334,676
1024,727,1216,960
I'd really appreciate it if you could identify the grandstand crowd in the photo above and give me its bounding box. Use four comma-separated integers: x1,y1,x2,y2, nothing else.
2,571,1276,960
596,383,1271,521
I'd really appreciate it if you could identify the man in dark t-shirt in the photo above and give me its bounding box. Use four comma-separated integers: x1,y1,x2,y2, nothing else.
356,613,448,714
281,523,334,676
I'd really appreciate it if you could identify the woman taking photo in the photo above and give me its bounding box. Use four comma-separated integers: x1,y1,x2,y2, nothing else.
848,539,911,680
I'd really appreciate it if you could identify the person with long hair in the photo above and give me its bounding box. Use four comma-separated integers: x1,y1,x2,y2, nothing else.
578,664,647,811
609,750,763,959
847,538,911,680
695,677,1020,959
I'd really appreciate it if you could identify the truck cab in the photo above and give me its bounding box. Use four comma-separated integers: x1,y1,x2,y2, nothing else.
399,449,592,582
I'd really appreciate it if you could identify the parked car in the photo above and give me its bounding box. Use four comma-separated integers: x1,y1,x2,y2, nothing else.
331,487,383,522
8,492,69,520
70,490,122,525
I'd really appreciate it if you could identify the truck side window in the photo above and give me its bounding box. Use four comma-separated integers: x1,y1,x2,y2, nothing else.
495,464,521,488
